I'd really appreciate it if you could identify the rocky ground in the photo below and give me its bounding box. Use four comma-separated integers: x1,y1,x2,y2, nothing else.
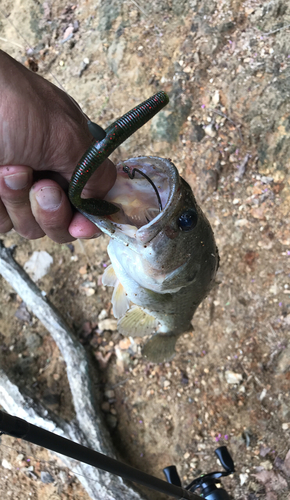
0,0,290,499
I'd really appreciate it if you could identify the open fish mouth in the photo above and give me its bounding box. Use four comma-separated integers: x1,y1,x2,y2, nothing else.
105,157,177,229
80,156,182,245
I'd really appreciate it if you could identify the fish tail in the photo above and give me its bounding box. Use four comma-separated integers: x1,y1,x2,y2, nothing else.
141,332,180,363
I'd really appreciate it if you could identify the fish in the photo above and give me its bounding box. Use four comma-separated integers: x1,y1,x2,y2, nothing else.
79,155,219,363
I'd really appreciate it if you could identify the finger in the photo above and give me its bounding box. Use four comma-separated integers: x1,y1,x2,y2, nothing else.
68,211,102,239
0,198,12,233
0,165,44,239
30,180,76,243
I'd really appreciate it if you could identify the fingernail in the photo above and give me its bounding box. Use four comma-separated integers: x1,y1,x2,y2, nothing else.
35,187,62,210
4,172,29,190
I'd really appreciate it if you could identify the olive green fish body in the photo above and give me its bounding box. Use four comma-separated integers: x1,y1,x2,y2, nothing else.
80,156,219,363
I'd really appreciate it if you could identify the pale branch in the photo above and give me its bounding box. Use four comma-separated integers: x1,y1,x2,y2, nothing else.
0,240,146,500
0,370,144,499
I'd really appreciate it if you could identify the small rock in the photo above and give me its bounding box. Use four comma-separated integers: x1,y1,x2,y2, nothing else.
260,176,273,184
81,287,95,297
26,333,42,350
260,446,271,457
2,459,12,469
24,251,53,281
98,318,117,331
15,302,32,323
282,449,290,476
104,389,115,399
115,347,131,372
212,90,220,106
239,473,248,485
98,309,108,320
118,338,132,350
225,371,243,384
41,471,54,484
282,423,290,430
79,265,87,275
62,25,74,42
58,470,68,483
260,460,273,470
204,123,216,137
276,348,290,373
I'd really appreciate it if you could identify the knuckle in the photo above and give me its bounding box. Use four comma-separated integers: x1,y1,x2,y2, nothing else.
19,227,45,240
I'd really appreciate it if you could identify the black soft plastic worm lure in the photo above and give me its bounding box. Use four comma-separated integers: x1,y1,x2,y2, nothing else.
69,91,169,215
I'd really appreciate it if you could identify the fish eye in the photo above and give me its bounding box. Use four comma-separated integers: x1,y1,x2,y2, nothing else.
177,208,198,231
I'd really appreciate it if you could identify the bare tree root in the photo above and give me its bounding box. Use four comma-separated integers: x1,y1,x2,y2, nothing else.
0,240,146,500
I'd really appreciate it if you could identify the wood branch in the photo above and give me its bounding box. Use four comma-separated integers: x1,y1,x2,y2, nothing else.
0,240,147,500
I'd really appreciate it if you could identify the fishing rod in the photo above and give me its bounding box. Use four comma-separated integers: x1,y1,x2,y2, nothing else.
0,410,235,499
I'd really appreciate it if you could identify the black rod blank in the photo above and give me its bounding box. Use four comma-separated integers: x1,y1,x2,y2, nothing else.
0,410,199,500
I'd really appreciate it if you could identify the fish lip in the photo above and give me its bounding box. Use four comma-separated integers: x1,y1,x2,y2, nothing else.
80,156,182,247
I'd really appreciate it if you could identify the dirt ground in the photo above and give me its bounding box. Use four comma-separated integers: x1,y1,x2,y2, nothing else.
0,0,290,499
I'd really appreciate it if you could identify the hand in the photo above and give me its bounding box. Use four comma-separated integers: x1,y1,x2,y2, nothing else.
0,50,116,243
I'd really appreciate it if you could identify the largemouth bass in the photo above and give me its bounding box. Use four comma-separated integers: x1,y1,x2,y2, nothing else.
80,156,219,363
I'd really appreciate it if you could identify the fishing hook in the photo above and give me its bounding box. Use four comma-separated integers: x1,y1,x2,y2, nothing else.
122,165,163,212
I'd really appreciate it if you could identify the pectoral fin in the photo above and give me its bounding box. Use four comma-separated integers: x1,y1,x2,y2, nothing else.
142,332,179,363
112,281,130,319
102,264,118,287
118,305,158,337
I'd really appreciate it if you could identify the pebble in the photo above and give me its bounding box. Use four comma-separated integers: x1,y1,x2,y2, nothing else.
260,460,273,470
212,90,220,106
239,473,248,485
98,309,108,320
78,265,87,275
81,287,95,297
41,471,55,483
276,348,290,373
24,251,53,281
2,459,12,470
204,123,217,137
98,318,118,331
105,389,115,399
225,371,243,384
59,470,68,483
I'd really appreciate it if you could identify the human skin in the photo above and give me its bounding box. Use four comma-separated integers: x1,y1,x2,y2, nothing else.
0,49,116,243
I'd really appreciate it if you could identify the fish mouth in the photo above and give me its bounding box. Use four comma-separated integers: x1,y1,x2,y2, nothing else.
81,156,182,246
